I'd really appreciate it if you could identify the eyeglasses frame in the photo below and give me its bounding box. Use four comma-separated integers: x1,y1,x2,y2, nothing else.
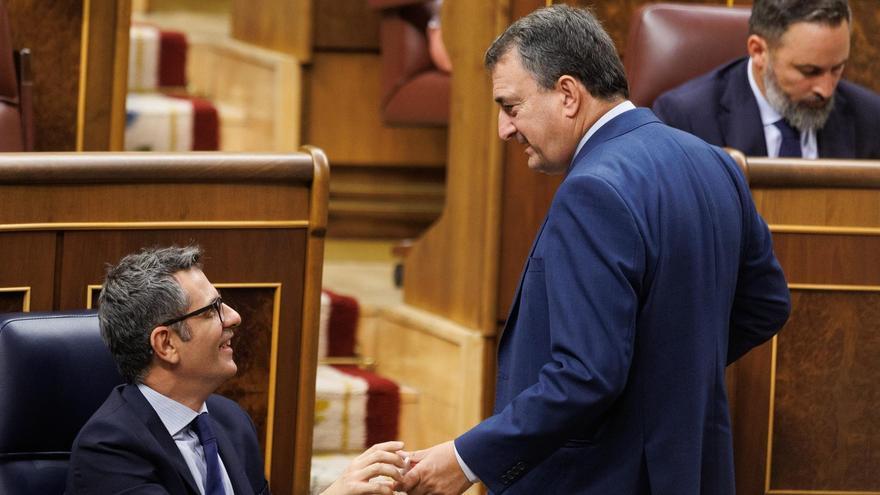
160,297,225,327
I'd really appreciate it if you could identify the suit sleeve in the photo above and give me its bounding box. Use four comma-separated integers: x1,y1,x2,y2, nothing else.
455,175,644,493
726,168,790,363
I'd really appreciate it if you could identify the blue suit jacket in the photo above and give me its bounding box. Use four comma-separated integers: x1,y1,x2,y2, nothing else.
653,57,880,158
67,384,270,495
455,109,790,494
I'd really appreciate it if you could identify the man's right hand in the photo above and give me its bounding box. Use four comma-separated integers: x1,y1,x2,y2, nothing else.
321,441,407,495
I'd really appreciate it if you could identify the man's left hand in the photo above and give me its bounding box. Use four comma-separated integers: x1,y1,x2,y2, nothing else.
396,441,473,495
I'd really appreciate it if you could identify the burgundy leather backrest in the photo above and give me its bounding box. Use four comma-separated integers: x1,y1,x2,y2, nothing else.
624,3,751,107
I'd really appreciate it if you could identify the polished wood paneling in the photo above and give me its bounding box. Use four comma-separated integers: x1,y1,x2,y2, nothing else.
231,0,312,61
6,0,128,151
402,0,513,332
216,286,278,456
0,232,55,311
328,164,444,239
0,183,309,224
773,233,880,286
78,0,130,151
770,289,880,491
313,0,380,51
6,0,83,150
304,52,447,167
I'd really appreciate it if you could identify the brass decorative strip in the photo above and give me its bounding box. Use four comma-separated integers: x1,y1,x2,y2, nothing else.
767,490,880,495
0,221,309,232
219,282,285,479
86,285,102,309
789,283,880,292
0,286,31,312
770,225,880,236
765,335,779,494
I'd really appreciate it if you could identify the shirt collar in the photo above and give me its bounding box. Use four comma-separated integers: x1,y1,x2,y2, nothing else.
747,57,783,127
137,383,208,437
572,100,636,165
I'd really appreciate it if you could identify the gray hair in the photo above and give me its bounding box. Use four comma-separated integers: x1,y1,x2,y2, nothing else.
98,245,202,383
749,0,851,46
484,4,628,100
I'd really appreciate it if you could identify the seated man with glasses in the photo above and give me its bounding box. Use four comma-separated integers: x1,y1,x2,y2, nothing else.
68,245,407,495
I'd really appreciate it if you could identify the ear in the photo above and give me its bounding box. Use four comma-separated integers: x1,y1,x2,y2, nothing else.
747,34,769,70
150,325,181,365
556,75,583,118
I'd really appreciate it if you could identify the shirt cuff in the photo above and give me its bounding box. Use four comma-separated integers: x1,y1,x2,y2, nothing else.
453,440,479,483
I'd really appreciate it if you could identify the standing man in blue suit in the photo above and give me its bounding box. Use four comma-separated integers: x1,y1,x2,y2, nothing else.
654,0,880,159
68,246,407,495
398,5,791,495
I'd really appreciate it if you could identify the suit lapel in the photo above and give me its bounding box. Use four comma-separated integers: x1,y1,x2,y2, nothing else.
498,215,550,344
212,414,255,495
718,59,767,155
122,384,201,495
817,90,854,158
500,108,659,344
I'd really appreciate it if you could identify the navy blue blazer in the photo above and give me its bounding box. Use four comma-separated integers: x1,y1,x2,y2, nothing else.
455,109,790,494
653,57,880,158
67,384,269,495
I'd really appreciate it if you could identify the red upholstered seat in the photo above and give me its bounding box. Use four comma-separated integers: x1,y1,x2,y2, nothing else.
624,3,751,107
369,0,450,126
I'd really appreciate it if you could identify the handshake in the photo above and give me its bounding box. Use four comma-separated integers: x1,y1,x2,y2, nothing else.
321,440,474,495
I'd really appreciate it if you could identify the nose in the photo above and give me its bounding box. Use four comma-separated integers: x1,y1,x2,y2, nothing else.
813,72,837,100
498,109,516,141
221,302,242,328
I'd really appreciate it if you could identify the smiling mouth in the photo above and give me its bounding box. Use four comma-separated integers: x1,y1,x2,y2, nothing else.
219,333,234,350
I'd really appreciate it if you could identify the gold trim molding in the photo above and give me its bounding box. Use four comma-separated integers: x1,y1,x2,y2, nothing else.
0,286,31,312
0,221,309,233
765,284,880,495
770,225,880,236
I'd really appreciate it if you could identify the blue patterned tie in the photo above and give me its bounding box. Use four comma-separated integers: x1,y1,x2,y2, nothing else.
773,119,802,158
192,412,226,495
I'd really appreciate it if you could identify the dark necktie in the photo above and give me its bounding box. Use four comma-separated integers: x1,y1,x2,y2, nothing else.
773,118,802,158
192,412,226,495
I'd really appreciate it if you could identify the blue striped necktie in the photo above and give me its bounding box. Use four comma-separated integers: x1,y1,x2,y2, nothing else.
192,412,226,495
773,118,802,158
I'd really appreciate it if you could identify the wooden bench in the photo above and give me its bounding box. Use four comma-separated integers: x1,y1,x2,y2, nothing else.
0,150,328,495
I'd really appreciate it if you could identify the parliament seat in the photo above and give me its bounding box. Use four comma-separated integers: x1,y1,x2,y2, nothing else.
0,312,123,494
624,2,750,107
368,0,450,126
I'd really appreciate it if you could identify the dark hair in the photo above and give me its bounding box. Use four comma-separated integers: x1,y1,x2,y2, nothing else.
484,4,628,100
98,245,202,383
749,0,851,45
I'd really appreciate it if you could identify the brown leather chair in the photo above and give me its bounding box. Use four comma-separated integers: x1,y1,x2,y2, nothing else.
0,0,33,151
368,0,450,126
624,3,751,107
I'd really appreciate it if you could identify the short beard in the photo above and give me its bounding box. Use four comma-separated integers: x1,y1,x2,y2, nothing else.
763,59,835,132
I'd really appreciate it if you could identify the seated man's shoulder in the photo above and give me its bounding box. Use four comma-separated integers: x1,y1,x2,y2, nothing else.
73,385,140,445
837,79,880,111
653,58,746,116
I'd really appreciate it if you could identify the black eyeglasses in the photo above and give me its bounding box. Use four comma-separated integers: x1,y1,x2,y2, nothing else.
161,297,224,327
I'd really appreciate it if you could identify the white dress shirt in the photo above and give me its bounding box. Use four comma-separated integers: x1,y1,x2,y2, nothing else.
138,384,236,494
747,58,818,159
453,99,638,483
